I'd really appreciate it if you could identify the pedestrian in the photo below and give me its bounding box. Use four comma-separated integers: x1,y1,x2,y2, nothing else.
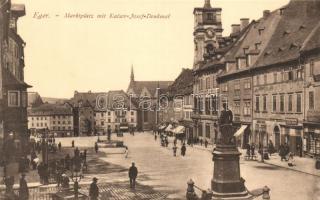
296,143,302,157
181,143,186,156
74,147,80,158
279,144,286,161
124,146,129,158
71,140,74,148
246,143,251,159
58,142,62,151
205,140,208,148
268,140,275,156
174,138,177,146
250,143,255,160
288,153,295,167
128,162,138,189
94,142,99,153
154,134,157,141
89,177,99,200
18,174,29,200
200,139,203,146
173,145,178,157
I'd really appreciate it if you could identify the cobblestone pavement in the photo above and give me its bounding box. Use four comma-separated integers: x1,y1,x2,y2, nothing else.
0,181,168,200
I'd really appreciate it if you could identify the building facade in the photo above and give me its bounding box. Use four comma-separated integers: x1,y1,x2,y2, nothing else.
28,103,74,137
127,67,172,130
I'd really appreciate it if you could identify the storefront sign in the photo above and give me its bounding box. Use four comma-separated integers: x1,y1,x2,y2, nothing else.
285,118,298,126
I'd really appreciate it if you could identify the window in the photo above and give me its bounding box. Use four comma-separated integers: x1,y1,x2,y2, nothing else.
53,121,56,125
101,113,104,117
297,69,303,79
222,84,228,92
255,96,260,111
205,124,210,138
264,74,267,84
310,59,314,76
297,93,302,113
280,94,285,112
131,118,134,123
288,71,293,81
207,13,213,20
131,111,134,115
244,101,251,116
198,124,203,137
108,112,111,116
263,95,267,111
273,73,277,83
244,80,251,89
288,94,293,112
8,91,19,107
256,75,260,85
309,91,314,110
206,77,210,89
101,121,104,126
21,92,27,107
273,95,277,112
234,101,240,115
108,118,111,123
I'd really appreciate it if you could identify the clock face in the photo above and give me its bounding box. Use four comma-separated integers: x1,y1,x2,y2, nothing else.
206,29,215,38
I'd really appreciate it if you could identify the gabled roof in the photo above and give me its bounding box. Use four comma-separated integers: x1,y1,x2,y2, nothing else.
253,0,320,68
169,68,194,96
127,80,173,97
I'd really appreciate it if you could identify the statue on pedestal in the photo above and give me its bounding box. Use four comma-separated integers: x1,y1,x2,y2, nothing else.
218,103,234,145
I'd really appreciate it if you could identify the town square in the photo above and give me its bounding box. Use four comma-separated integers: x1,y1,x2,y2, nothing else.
1,0,320,199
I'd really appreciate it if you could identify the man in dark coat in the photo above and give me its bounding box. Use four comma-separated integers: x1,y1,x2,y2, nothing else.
19,174,29,200
128,162,138,189
181,143,186,156
89,177,99,200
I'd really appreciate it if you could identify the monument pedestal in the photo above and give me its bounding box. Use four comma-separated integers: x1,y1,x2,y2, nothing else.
211,124,252,199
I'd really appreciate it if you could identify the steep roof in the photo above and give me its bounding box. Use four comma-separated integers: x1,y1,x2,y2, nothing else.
300,21,320,53
127,80,173,97
219,8,282,78
254,0,320,68
2,67,31,88
169,68,194,96
28,103,73,116
27,92,43,107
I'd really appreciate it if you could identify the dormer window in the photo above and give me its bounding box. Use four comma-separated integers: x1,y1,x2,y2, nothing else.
299,25,306,30
283,30,290,36
255,42,262,50
290,43,298,49
243,47,249,54
258,27,265,35
264,51,271,56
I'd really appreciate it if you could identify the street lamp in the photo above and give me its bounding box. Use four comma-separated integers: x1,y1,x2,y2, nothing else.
70,155,83,199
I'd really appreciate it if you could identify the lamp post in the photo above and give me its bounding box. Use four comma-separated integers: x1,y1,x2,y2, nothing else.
71,154,83,199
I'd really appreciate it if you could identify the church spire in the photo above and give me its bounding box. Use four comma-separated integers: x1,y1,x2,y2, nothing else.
204,0,212,8
130,65,134,82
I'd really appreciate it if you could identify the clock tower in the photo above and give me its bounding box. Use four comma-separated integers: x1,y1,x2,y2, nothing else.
193,0,223,69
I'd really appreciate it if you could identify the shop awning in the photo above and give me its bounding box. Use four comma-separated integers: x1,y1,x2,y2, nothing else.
165,124,173,132
173,126,185,134
234,125,248,137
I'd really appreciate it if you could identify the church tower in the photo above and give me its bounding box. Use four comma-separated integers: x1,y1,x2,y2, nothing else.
193,0,223,69
130,65,134,82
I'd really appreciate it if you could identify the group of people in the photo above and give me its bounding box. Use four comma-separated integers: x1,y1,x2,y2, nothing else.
88,162,139,199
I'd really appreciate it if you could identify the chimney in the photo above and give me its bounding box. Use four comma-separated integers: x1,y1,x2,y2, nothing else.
231,24,241,34
263,10,270,18
240,18,250,31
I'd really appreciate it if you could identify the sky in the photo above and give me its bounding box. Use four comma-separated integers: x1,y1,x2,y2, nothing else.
12,0,290,98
